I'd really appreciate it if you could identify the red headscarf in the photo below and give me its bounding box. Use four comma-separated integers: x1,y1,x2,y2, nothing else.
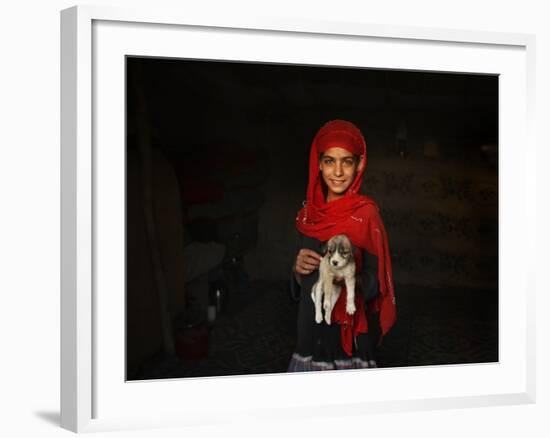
296,120,396,354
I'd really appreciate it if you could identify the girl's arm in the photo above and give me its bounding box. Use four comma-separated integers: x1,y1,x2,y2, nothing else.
290,231,303,300
358,250,379,302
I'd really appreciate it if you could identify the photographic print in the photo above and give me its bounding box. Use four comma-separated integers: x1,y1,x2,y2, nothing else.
125,56,498,381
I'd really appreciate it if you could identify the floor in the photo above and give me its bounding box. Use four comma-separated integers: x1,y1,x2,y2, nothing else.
130,279,498,380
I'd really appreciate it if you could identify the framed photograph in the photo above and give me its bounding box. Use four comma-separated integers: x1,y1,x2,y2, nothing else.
61,4,536,433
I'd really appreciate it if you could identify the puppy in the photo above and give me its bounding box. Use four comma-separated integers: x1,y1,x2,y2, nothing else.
311,234,356,325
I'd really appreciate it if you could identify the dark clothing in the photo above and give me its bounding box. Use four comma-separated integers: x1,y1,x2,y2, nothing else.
288,232,380,371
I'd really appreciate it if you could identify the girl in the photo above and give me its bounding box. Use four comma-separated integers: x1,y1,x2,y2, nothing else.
288,119,396,371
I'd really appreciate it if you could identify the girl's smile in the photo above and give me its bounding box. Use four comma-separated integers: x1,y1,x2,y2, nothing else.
319,147,360,202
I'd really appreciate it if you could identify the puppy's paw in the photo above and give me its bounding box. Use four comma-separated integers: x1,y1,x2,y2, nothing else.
324,311,332,325
315,311,323,324
346,301,356,315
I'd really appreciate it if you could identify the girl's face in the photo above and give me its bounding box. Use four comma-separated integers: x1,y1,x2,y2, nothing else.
319,147,360,201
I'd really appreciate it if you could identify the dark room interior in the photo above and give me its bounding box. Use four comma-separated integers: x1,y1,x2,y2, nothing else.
125,56,498,380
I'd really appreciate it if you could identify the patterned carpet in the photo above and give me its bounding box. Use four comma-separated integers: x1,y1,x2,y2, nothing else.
130,280,498,380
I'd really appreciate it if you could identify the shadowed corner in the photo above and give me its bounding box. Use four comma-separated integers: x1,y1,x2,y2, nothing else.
34,411,60,427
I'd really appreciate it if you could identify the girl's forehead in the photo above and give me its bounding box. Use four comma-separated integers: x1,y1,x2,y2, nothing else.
321,147,355,158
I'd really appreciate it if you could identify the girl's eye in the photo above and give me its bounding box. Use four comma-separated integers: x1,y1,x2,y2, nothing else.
321,157,355,166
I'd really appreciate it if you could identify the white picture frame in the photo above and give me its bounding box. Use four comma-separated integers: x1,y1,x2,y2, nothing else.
60,4,536,433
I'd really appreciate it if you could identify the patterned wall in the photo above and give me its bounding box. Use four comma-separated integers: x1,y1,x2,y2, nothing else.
364,156,498,289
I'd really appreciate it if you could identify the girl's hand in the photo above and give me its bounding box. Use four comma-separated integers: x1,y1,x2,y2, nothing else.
294,249,322,275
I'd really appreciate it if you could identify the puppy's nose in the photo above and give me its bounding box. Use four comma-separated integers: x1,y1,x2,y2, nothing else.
331,260,338,266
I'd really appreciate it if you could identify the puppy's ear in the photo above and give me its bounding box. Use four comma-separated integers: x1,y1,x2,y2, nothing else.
320,241,328,256
345,236,355,257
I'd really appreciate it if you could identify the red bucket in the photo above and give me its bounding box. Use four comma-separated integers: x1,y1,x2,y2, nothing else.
175,321,209,360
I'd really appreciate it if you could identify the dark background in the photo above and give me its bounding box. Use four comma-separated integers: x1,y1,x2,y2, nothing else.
126,56,498,380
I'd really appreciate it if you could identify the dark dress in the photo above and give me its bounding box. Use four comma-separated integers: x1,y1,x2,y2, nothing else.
287,232,381,371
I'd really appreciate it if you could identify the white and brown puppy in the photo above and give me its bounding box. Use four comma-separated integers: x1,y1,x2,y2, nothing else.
311,234,356,324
